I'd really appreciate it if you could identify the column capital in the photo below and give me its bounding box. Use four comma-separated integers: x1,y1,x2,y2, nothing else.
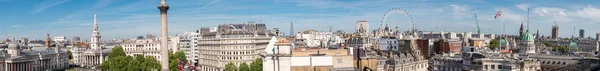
158,5,169,13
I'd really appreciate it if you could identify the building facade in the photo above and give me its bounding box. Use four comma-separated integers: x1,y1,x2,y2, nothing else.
356,20,369,33
70,13,110,67
175,31,200,65
0,41,69,71
121,37,165,62
52,36,67,43
377,33,428,71
519,30,536,54
295,31,344,47
197,22,274,71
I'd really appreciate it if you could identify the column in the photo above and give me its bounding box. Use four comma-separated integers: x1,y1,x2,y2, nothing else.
100,54,104,64
86,55,88,66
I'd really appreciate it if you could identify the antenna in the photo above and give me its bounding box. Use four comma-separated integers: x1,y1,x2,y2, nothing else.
573,26,576,39
3,29,7,40
474,13,481,34
527,8,530,30
503,23,505,35
259,16,262,23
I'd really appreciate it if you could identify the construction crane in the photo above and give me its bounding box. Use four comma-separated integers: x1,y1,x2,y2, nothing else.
474,13,481,34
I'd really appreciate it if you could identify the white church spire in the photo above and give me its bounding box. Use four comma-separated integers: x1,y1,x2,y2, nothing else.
91,12,102,50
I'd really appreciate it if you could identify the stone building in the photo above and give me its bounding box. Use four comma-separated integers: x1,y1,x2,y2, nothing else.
519,30,536,54
430,51,542,71
70,13,110,67
120,37,166,62
0,34,69,71
377,31,428,71
197,22,275,71
175,31,200,65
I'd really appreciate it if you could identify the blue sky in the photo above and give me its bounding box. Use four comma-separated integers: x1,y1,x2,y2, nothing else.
1,0,600,40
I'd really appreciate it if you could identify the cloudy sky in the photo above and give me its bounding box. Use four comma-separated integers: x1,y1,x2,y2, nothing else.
1,0,600,40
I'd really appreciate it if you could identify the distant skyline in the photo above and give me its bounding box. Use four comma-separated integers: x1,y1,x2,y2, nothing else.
1,0,600,40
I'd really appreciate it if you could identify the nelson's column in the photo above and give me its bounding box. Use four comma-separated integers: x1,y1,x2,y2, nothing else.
158,0,170,70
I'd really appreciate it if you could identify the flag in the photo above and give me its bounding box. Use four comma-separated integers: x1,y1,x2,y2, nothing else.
494,11,502,19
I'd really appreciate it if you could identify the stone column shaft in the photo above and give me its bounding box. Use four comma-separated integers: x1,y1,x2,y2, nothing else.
158,0,170,70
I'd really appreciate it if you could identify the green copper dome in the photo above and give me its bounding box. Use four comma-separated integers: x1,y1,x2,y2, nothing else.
569,40,578,49
500,38,509,45
521,30,535,41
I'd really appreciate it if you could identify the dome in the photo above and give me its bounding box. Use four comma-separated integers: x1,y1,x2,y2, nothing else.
569,40,578,49
521,30,534,41
7,42,20,50
500,38,509,45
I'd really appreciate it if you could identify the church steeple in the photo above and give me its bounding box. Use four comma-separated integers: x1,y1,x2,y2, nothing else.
519,22,524,37
536,29,540,40
91,12,102,50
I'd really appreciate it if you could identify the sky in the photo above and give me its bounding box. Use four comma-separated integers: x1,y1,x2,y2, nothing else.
1,0,600,40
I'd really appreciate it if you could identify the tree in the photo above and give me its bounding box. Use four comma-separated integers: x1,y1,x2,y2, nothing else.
66,50,73,60
100,46,162,71
543,41,554,47
556,46,569,53
143,56,162,71
108,46,125,58
169,51,188,71
487,39,499,49
239,62,250,71
126,56,141,71
225,62,238,71
250,58,263,71
106,56,128,71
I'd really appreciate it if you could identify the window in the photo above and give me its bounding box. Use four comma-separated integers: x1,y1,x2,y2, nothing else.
491,65,495,69
484,65,488,69
498,65,502,69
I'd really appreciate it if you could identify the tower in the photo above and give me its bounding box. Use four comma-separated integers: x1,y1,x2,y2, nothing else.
158,0,170,70
536,29,540,40
91,12,102,50
45,33,52,49
519,22,524,37
596,33,600,41
552,21,559,40
579,29,585,38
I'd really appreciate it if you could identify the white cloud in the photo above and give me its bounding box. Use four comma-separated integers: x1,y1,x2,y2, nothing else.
190,0,223,13
574,6,600,20
533,7,567,16
94,0,114,9
32,0,71,14
11,25,20,28
515,4,531,11
450,4,470,19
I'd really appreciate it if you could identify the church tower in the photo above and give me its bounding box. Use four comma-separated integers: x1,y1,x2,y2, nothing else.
552,21,559,40
45,33,52,49
536,29,540,40
519,22,524,38
90,12,102,50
